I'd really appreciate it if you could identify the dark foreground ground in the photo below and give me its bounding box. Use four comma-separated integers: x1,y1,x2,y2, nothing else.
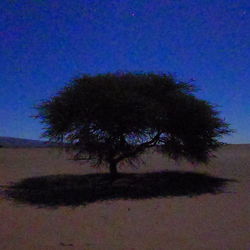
0,145,249,249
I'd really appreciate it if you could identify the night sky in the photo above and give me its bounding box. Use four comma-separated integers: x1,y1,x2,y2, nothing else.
0,0,249,143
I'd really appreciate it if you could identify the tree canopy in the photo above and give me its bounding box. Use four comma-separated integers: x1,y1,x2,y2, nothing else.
35,72,232,177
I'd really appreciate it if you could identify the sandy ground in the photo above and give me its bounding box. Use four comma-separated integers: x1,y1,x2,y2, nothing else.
0,145,249,250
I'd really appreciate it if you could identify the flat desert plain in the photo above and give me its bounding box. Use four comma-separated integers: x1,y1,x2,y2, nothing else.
0,145,249,250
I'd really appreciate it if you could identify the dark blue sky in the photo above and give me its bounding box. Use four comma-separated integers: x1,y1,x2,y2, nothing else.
0,0,249,143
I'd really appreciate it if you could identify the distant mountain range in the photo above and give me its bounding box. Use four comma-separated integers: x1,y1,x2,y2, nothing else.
0,136,61,148
0,136,247,149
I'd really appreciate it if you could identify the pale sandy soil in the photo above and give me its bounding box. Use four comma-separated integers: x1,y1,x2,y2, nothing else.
0,145,249,250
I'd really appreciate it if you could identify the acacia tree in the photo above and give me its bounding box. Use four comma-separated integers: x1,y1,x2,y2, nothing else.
35,72,232,179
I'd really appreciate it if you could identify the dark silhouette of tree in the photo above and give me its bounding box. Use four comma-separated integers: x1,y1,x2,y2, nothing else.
35,72,232,179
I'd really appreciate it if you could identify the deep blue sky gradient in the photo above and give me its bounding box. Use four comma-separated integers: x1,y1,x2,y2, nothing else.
0,0,249,143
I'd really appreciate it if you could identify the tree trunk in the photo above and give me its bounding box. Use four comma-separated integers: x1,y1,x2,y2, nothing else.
109,161,118,180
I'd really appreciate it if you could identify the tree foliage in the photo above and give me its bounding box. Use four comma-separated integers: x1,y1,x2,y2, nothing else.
35,72,232,176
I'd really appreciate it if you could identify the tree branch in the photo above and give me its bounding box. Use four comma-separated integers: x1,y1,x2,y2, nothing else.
114,131,162,163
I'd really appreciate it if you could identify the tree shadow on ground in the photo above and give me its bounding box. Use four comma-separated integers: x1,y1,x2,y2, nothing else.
2,171,236,208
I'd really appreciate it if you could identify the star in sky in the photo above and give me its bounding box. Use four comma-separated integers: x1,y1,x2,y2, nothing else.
240,10,247,16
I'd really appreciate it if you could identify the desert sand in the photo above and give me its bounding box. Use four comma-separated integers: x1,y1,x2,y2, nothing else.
0,145,249,250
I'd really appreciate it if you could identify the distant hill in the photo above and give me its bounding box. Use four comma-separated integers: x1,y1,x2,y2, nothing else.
0,136,247,149
0,137,61,148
